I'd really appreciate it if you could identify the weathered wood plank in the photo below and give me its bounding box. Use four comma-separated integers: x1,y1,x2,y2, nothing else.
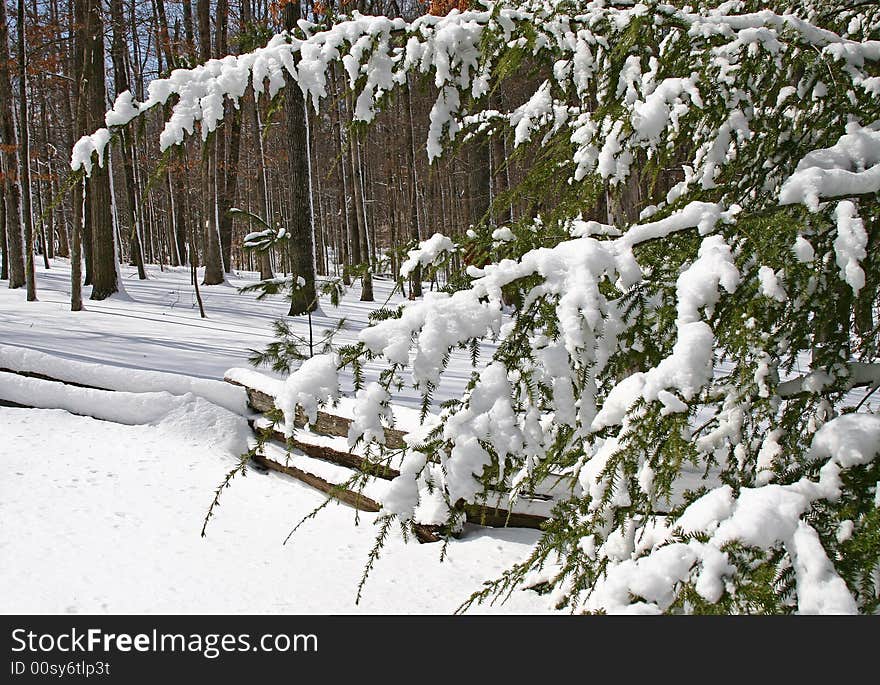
411,523,444,544
252,421,400,480
463,503,547,530
251,453,381,513
227,378,407,449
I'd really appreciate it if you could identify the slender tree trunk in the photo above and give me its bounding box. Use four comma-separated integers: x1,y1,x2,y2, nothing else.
52,169,70,258
54,0,74,263
34,164,49,270
83,0,118,300
218,102,242,272
214,0,238,273
333,67,352,285
490,94,512,226
0,184,7,281
312,131,327,276
18,0,36,300
165,167,181,266
171,159,188,264
283,4,316,316
72,0,94,286
200,138,225,283
405,80,422,298
71,177,84,311
216,0,228,58
109,0,147,280
197,0,224,284
468,137,491,228
153,0,176,69
71,0,86,309
182,0,196,62
183,152,206,318
0,0,24,288
249,88,273,280
354,135,372,302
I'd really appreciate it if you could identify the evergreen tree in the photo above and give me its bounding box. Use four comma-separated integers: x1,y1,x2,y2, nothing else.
74,0,880,613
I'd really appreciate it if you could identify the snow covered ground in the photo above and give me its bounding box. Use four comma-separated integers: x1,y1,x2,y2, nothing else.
0,259,477,409
0,259,548,614
0,406,546,614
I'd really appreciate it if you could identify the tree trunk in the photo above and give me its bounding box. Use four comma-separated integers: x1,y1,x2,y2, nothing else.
197,0,224,285
83,0,118,300
71,0,86,310
71,178,84,311
201,140,225,284
354,136,373,302
283,4,317,316
333,67,352,285
214,0,238,273
249,88,273,280
109,0,147,280
72,0,93,286
490,94,512,226
468,137,491,228
405,80,422,298
153,0,176,69
218,103,242,273
18,0,36,301
182,0,196,62
0,0,25,288
0,183,7,281
165,167,181,266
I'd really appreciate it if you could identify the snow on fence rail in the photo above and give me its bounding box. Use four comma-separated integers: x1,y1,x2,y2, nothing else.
224,366,558,534
0,371,250,457
0,344,248,414
224,366,414,448
0,348,554,537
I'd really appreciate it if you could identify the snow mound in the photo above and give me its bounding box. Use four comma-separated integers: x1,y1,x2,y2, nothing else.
0,344,248,415
0,372,250,457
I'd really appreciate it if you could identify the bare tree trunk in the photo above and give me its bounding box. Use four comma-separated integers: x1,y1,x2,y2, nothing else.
71,178,84,311
71,0,86,310
197,0,224,284
248,88,273,280
0,0,24,288
52,170,70,258
490,94,512,226
182,0,196,62
109,0,147,280
72,0,94,286
333,67,352,285
0,183,7,281
218,103,242,272
405,80,422,298
18,0,36,301
283,3,316,316
33,160,49,270
153,0,176,69
165,167,181,266
354,135,372,301
182,150,206,318
214,0,239,273
468,138,491,228
83,0,118,300
200,140,225,283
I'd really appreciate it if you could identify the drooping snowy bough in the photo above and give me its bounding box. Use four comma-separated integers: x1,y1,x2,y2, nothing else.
74,1,880,613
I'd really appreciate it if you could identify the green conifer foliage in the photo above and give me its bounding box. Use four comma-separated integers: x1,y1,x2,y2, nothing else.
78,1,880,612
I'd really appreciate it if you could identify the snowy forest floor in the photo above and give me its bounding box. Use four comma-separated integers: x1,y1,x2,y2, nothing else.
0,259,548,614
